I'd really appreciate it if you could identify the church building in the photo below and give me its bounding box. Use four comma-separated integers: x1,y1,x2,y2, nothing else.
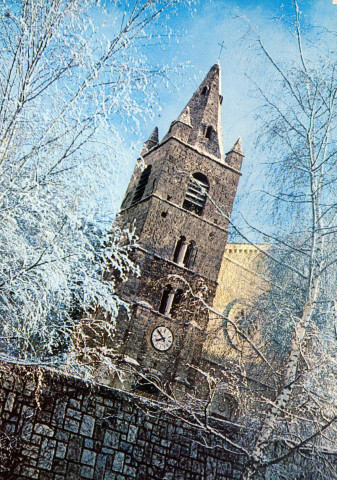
107,63,246,396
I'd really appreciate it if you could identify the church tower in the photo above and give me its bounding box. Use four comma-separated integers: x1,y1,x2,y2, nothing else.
111,63,244,395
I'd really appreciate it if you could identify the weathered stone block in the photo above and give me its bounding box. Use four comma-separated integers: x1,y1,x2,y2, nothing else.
34,423,54,437
115,418,128,434
119,441,133,454
39,472,54,480
21,445,39,459
206,457,218,480
37,410,52,423
104,472,117,480
4,392,16,412
67,461,81,476
52,400,67,427
53,457,67,474
112,452,125,472
21,421,33,441
67,407,82,421
38,438,56,470
84,438,94,449
103,430,119,448
80,414,95,437
66,434,83,462
69,399,81,409
81,449,97,467
123,465,136,478
81,465,94,479
55,441,67,459
132,446,143,462
64,417,80,433
55,430,70,442
94,453,107,479
127,425,138,443
20,466,39,478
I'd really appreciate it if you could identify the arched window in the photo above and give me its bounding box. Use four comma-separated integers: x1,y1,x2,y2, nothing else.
173,237,197,268
205,126,213,139
183,241,197,268
183,172,209,216
159,285,173,315
170,289,183,317
159,285,184,316
173,236,187,264
201,86,209,95
132,165,152,205
133,370,162,398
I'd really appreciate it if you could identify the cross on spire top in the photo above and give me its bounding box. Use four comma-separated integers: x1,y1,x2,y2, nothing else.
217,41,226,61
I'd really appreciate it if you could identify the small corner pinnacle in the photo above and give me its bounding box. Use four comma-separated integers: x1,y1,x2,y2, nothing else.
177,106,192,127
232,137,243,155
141,127,159,155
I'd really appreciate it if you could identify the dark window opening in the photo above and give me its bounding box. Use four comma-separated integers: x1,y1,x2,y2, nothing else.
183,172,209,216
201,86,209,95
183,242,197,268
159,285,184,316
134,375,160,397
205,126,213,139
132,165,152,205
173,236,187,264
170,289,183,317
159,285,173,315
173,237,197,269
161,211,168,218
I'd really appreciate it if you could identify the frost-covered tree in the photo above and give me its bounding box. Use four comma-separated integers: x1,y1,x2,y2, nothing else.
0,0,191,374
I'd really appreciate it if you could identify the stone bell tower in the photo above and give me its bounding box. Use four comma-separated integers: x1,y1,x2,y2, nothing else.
111,63,244,394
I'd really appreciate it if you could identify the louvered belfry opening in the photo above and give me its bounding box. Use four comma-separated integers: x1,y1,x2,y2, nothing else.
183,172,209,216
132,165,152,204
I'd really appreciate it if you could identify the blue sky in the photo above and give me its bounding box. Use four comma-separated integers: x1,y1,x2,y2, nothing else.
109,0,337,238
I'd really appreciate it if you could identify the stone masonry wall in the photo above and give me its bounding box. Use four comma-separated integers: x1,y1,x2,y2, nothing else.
0,362,245,480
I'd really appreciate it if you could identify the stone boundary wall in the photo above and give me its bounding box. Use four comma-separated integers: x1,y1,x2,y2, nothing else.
0,362,245,479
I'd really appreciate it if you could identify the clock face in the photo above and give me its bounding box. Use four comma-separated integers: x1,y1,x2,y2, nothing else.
151,326,173,352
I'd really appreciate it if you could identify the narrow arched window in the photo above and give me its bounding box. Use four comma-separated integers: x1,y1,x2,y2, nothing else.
183,172,209,216
183,241,197,268
134,371,161,398
159,286,184,316
170,289,183,317
159,285,173,315
201,86,209,95
132,165,152,205
205,126,213,139
173,236,187,264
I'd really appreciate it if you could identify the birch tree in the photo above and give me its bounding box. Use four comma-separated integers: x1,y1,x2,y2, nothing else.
236,4,337,477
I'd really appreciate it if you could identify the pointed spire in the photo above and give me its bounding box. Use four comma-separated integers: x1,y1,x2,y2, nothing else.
141,127,159,155
163,63,224,159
